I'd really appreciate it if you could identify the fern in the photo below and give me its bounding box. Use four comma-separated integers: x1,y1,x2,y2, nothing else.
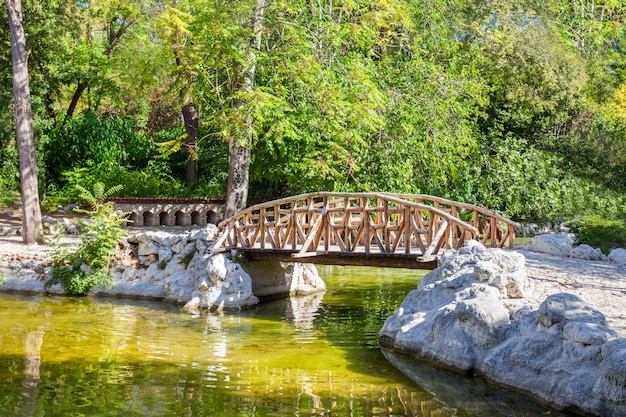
47,183,127,295
75,183,123,212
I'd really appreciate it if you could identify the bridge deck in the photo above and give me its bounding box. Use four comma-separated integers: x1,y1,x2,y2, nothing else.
231,245,440,269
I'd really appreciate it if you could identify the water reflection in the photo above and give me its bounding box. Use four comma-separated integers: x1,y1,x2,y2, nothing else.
20,328,43,416
0,266,568,417
381,348,573,417
285,292,324,331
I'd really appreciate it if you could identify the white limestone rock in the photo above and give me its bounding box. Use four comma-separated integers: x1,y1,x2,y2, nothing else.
137,240,161,257
609,248,626,265
381,241,528,371
380,242,626,417
190,224,219,243
530,233,576,256
568,244,607,261
101,232,259,310
177,253,259,312
286,262,326,296
595,339,626,404
481,293,621,416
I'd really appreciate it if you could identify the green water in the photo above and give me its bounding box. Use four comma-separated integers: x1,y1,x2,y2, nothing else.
0,266,569,417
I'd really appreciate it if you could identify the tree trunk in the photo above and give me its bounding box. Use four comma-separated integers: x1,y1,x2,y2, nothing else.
224,0,266,219
175,50,200,188
6,0,43,245
62,80,88,127
182,103,199,187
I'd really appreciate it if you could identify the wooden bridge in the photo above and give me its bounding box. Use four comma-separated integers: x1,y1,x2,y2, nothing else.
213,192,521,269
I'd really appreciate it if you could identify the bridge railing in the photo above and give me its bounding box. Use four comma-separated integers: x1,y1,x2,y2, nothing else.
213,192,519,259
387,193,521,249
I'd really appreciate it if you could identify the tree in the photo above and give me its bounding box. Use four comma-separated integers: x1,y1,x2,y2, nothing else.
62,0,142,125
5,0,42,244
156,4,200,187
223,0,267,218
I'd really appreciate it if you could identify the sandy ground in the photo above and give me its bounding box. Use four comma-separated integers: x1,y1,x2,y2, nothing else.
1,214,625,337
517,247,626,337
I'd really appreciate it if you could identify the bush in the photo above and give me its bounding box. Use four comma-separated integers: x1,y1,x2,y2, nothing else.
54,164,186,199
47,183,127,295
44,111,155,186
567,215,626,254
0,146,19,193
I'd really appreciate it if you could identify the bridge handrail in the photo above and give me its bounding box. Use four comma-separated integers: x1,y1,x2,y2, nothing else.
217,192,519,232
218,192,479,232
385,193,522,230
213,192,493,256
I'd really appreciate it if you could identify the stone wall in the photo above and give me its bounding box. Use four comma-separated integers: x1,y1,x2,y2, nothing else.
108,197,224,227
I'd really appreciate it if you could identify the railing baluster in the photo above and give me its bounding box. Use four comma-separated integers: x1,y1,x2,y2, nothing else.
212,192,518,266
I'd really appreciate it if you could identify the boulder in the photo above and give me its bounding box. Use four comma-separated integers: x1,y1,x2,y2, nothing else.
568,244,607,261
609,248,626,265
380,241,626,417
530,233,576,256
381,241,529,371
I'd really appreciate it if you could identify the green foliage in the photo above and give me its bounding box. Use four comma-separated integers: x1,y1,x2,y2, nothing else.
568,215,626,254
0,146,19,193
180,250,195,267
44,111,155,186
3,0,626,224
47,183,127,296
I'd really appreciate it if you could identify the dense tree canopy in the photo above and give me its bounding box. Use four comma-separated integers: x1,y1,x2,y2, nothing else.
1,0,626,222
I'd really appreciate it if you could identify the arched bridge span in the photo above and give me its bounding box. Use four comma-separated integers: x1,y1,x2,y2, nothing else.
213,192,521,269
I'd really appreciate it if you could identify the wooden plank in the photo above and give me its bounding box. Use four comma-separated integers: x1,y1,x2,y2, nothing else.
258,207,266,248
423,220,448,258
313,215,326,250
241,249,441,269
297,206,328,254
409,214,427,253
490,217,497,248
213,222,234,249
404,207,411,254
363,197,370,253
384,200,390,253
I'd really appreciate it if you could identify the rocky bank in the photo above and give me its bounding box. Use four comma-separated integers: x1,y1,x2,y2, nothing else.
380,239,626,416
0,225,326,311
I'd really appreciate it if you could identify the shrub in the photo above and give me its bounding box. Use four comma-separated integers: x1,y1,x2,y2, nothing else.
567,215,626,254
55,164,186,199
47,183,128,295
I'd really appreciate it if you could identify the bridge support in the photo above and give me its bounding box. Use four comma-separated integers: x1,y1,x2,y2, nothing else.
239,260,327,299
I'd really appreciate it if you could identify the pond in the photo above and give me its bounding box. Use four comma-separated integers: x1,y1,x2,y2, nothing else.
0,265,570,417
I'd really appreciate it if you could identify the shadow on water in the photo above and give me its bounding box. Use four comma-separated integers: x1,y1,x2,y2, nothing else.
0,292,455,417
305,265,575,417
380,348,575,417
